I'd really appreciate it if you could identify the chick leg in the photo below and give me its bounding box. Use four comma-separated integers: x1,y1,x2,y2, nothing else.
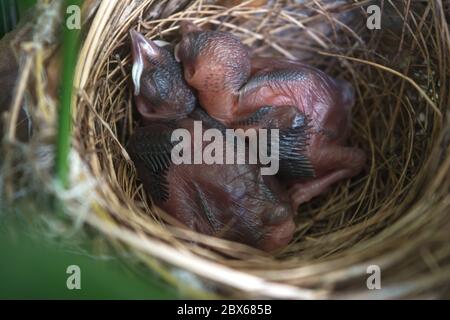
289,145,366,210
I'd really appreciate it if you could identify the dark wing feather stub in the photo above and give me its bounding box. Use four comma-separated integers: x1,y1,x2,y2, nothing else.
142,169,170,202
277,120,315,179
235,106,315,178
193,182,223,234
126,125,176,202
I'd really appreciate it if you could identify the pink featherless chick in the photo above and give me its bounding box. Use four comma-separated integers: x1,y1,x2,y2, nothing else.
127,30,296,251
175,22,366,210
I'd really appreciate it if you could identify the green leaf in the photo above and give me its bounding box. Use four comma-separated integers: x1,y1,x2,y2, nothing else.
0,219,179,299
16,0,37,18
56,0,83,187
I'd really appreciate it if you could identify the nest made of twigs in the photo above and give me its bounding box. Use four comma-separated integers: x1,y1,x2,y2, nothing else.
3,0,450,299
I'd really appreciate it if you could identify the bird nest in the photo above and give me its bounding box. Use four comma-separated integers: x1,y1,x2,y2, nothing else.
2,0,450,299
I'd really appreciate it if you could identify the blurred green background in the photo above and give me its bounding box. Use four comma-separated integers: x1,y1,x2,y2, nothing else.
0,218,179,299
1,0,36,36
0,0,180,299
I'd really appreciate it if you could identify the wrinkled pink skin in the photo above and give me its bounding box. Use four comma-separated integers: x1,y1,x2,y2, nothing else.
129,30,296,251
175,22,252,124
129,120,296,252
246,58,366,209
176,24,366,210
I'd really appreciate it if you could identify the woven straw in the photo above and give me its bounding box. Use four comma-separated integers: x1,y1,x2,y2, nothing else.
2,0,450,299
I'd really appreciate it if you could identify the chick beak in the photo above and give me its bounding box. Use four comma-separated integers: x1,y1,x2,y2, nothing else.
174,43,182,63
179,21,201,35
130,30,159,60
174,21,203,78
130,30,161,96
175,22,202,62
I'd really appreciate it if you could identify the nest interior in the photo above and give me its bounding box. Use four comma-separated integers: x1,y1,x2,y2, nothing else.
39,0,450,298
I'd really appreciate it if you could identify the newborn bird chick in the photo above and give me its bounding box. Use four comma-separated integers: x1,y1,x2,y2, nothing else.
175,21,251,124
242,58,366,209
176,24,366,209
130,30,196,123
127,30,296,251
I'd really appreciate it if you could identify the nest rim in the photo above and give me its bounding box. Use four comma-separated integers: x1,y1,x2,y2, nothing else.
7,0,450,299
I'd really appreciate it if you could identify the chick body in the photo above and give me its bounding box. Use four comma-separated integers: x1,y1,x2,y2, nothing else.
128,30,296,251
176,24,366,209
